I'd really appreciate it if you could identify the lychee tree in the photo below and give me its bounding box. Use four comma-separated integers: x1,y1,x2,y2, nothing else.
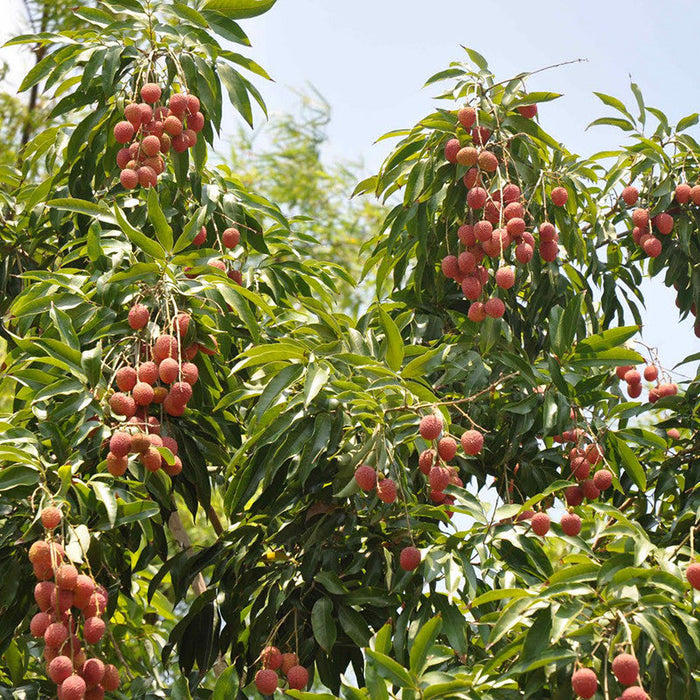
0,5,699,700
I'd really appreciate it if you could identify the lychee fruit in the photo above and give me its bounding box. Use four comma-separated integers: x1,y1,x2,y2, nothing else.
81,658,105,687
655,212,673,235
109,431,132,458
471,126,490,145
113,121,134,144
484,297,506,318
48,655,73,684
495,266,515,290
686,562,700,590
643,365,657,381
354,465,376,491
280,653,298,675
45,622,69,648
102,664,120,691
444,138,460,163
621,687,648,700
437,437,457,462
515,242,534,264
458,106,476,129
621,186,639,206
83,617,106,644
140,82,162,103
551,186,568,207
137,165,157,188
461,429,484,455
612,653,639,686
419,414,443,441
377,478,397,504
592,469,613,491
30,611,51,637
159,357,180,384
468,301,487,322
399,546,421,571
441,255,459,279
137,361,159,385
56,563,78,590
34,580,54,610
41,506,62,530
106,453,128,476
140,447,162,472
477,150,498,172
222,227,241,248
571,668,597,698
115,366,137,392
418,449,435,475
60,675,87,700
260,646,282,670
632,208,649,229
624,369,641,384
287,665,309,690
675,183,691,203
539,240,559,262
255,668,278,695
456,146,478,167
133,382,155,406
153,334,178,362
429,466,450,492
120,168,139,189
128,303,149,330
581,478,600,500
561,512,582,537
642,236,661,257
531,512,550,536
467,187,487,210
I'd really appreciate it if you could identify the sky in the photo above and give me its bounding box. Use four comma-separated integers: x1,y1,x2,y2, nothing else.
2,0,698,375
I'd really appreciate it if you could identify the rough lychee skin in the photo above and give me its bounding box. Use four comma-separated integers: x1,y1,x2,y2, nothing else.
188,111,205,132
467,187,488,210
260,646,282,670
35,581,55,611
484,297,506,319
287,665,309,690
30,611,51,637
108,392,136,419
168,93,188,116
593,469,613,491
419,414,443,441
437,437,458,462
81,658,105,687
102,664,119,691
377,478,397,504
628,383,642,399
429,466,451,493
222,227,241,249
83,617,106,644
128,303,149,330
458,106,476,129
461,429,484,456
655,212,673,235
621,687,648,700
137,361,159,385
468,301,487,322
399,546,421,572
687,562,700,590
172,134,189,152
45,623,69,648
457,146,478,167
530,512,550,537
49,655,74,684
120,168,139,189
106,452,128,476
581,478,600,500
539,222,557,242
666,428,680,440
113,121,135,144
56,564,78,590
280,653,298,675
495,266,515,290
85,687,106,700
162,436,179,455
354,465,376,491
612,653,639,686
624,369,641,385
643,365,658,381
621,186,639,206
159,357,179,384
140,82,162,103
675,183,691,204
642,236,661,257
515,242,534,264
444,138,460,163
477,150,498,172
154,334,178,362
539,240,559,262
561,512,582,537
255,668,278,695
60,675,87,700
571,668,598,698
551,187,568,207
418,449,435,475
169,381,193,407
163,394,186,417
109,431,132,458
441,255,459,279
73,575,95,608
140,447,162,472
133,382,155,407
115,366,137,392
41,506,62,530
163,114,183,136
632,208,650,229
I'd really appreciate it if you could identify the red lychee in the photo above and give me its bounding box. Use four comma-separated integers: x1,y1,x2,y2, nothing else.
612,653,639,686
517,104,537,118
484,297,506,318
287,665,309,690
592,469,613,491
260,646,282,670
642,236,661,257
115,366,137,392
444,138,460,163
686,562,700,590
477,150,498,172
515,242,534,264
561,512,582,537
468,301,487,322
128,303,149,330
437,437,457,462
458,106,476,129
137,361,159,385
354,465,376,491
531,512,550,536
565,485,584,507
632,208,649,229
654,212,673,235
120,168,138,189
83,617,106,644
418,449,435,475
495,266,515,290
61,675,87,700
30,611,51,637
581,478,600,500
675,183,691,204
109,431,132,458
140,82,162,103
222,227,241,248
551,187,568,207
280,653,298,675
102,664,120,691
41,506,62,530
56,564,78,590
461,429,484,455
539,240,559,262
49,655,74,684
113,121,134,144
456,146,478,167
159,357,180,384
429,466,450,492
106,452,128,476
45,622,69,648
467,187,487,210
621,687,648,700
624,369,641,385
140,447,162,472
255,669,278,695
137,165,157,188
133,382,155,407
441,255,459,279
621,186,639,206
643,365,657,381
154,334,178,362
377,478,397,504
571,668,597,698
81,658,105,687
399,546,421,572
419,414,443,441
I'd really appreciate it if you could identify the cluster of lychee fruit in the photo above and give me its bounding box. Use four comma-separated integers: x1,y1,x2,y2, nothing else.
254,646,308,695
620,185,674,259
440,104,569,322
571,652,647,699
28,507,119,699
113,82,205,190
614,363,677,402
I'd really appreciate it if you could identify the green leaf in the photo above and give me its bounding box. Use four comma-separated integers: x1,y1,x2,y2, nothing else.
593,92,634,120
378,306,403,371
366,650,415,689
304,362,330,407
147,188,173,252
409,615,442,676
311,598,336,654
0,465,40,491
608,433,647,491
212,665,239,700
587,117,634,131
676,113,699,132
47,198,107,218
202,0,277,18
114,205,165,260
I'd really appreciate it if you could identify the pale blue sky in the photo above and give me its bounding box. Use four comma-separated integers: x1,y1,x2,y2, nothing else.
3,0,698,375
